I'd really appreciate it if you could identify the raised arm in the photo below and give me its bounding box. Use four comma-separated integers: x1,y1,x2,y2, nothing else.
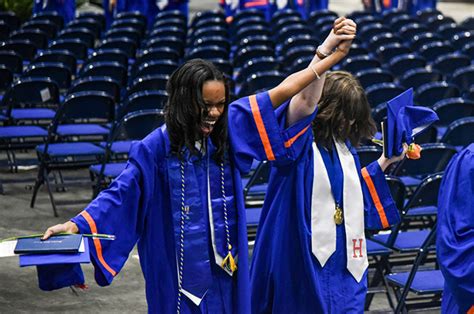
287,18,356,125
267,18,356,121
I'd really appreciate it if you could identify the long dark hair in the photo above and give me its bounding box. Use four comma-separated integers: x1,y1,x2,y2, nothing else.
313,71,376,149
164,59,229,162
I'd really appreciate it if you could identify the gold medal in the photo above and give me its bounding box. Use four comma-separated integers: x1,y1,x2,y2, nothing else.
334,204,343,225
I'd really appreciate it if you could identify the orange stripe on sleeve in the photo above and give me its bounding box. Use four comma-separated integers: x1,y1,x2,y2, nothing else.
361,168,389,229
244,0,268,7
467,305,474,314
285,126,310,148
249,94,275,161
80,211,117,277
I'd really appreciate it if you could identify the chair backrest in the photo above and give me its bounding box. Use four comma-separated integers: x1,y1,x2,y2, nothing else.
279,34,316,57
403,172,443,214
451,65,474,91
0,50,22,73
116,11,148,26
234,45,275,68
208,58,233,77
105,27,142,45
355,68,394,89
238,70,285,97
1,78,60,114
356,145,383,168
237,56,279,83
145,36,184,56
193,26,227,41
0,11,21,30
127,74,169,97
419,41,454,62
135,60,178,78
400,67,442,90
57,27,96,48
0,66,13,91
193,35,231,52
389,53,426,77
34,49,77,74
186,45,229,61
369,32,403,51
432,53,471,74
24,62,72,90
114,109,165,142
399,22,429,38
69,76,121,102
49,38,88,60
98,37,137,58
343,55,381,74
0,22,11,41
410,32,443,51
243,160,270,199
415,82,460,107
393,143,457,178
0,39,37,61
440,117,474,147
366,82,405,108
433,97,474,126
123,90,168,117
376,43,412,63
80,61,127,86
67,18,102,38
22,19,59,38
10,28,48,49
86,48,129,68
32,11,64,29
385,175,406,212
111,18,146,36
451,31,474,50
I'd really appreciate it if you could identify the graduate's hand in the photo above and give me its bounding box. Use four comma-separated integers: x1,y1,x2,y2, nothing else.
42,221,79,240
319,17,357,56
377,143,408,171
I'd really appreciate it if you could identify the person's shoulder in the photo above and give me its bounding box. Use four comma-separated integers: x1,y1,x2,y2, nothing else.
131,125,169,161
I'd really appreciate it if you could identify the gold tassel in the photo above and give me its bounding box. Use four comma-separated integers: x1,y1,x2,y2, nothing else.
221,245,237,273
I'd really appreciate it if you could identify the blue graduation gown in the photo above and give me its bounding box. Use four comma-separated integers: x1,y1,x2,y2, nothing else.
437,143,474,314
33,0,75,24
68,91,297,313
250,105,400,313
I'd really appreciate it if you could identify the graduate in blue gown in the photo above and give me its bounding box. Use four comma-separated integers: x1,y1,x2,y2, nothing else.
437,143,474,314
250,18,408,312
40,25,351,311
362,0,437,14
33,0,75,24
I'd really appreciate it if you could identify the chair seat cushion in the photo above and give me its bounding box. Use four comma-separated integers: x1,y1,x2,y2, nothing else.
246,207,262,227
406,206,437,216
247,183,268,196
10,108,56,120
386,270,444,294
36,142,104,157
373,230,431,252
57,124,109,136
90,162,126,178
367,239,392,256
399,176,422,187
0,126,48,138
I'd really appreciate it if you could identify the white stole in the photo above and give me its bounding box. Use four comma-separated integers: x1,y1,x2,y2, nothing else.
311,141,368,282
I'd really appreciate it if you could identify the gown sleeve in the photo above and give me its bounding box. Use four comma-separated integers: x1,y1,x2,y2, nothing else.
360,160,401,230
228,90,316,174
70,140,156,286
436,144,474,313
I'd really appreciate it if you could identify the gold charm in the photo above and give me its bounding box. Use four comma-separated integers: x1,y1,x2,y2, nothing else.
221,244,237,274
334,205,343,225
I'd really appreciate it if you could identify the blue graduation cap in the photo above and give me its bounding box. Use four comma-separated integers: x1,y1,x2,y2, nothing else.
384,88,439,158
19,237,91,291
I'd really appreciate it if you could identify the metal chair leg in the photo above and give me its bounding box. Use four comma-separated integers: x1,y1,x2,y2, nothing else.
43,168,58,217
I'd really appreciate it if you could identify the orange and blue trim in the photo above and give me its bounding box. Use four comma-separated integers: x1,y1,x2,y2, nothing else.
468,305,474,314
361,167,389,229
285,126,310,148
244,0,269,8
80,211,117,277
249,94,276,161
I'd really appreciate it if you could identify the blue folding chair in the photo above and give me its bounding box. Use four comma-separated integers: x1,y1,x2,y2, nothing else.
193,16,226,31
80,61,127,86
402,172,444,218
1,77,60,124
32,11,64,29
0,22,10,41
193,36,231,53
276,24,313,43
238,35,274,52
89,109,165,196
356,145,383,168
279,34,317,58
86,49,129,69
399,23,429,39
0,67,13,93
10,28,48,49
57,27,96,48
0,11,21,30
127,74,169,98
359,23,392,41
145,36,184,56
235,25,271,44
415,82,460,107
0,51,22,74
48,38,88,61
386,225,442,313
110,18,146,37
376,43,411,63
355,68,394,89
69,76,121,103
243,160,269,208
22,19,59,39
440,117,474,149
134,60,178,78
67,18,102,39
416,8,441,22
432,53,471,75
343,55,381,74
191,10,224,28
393,144,456,187
283,45,314,70
24,62,72,91
366,83,405,108
438,23,467,40
369,33,403,51
154,9,187,24
410,32,443,51
193,26,227,41
433,97,474,137
209,58,233,77
237,57,279,84
154,17,186,30
272,15,305,34
122,91,168,117
98,37,137,58
233,16,268,35
271,8,301,24
427,14,455,30
116,11,148,27
104,27,142,47
34,49,77,74
419,41,454,62
30,91,115,216
234,45,274,69
399,68,442,90
389,53,427,78
0,39,37,62
390,14,420,31
451,31,474,50
451,65,474,92
186,45,229,61
238,70,285,98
